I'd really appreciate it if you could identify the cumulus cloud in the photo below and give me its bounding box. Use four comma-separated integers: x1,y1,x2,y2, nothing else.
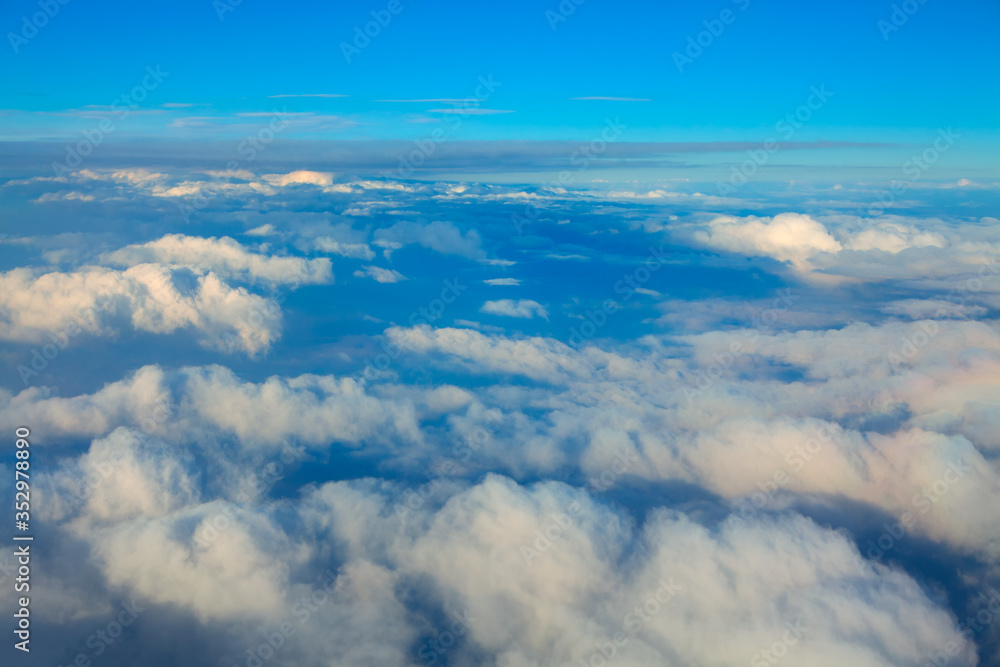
691,213,843,270
0,364,426,455
382,321,1000,561
25,460,977,666
845,221,947,253
687,213,1000,293
481,298,549,320
0,264,280,354
104,234,333,286
4,161,1000,665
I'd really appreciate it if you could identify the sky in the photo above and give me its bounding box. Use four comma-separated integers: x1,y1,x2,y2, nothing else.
1,2,1000,667
2,0,999,171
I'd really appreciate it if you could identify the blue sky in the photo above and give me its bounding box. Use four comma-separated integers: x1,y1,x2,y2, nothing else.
3,0,999,152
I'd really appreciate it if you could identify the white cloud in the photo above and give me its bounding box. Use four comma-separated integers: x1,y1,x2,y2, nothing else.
261,170,335,187
692,213,843,271
104,234,333,286
315,237,375,260
245,224,276,237
354,265,406,283
481,299,549,320
0,264,280,354
845,221,947,253
375,220,485,259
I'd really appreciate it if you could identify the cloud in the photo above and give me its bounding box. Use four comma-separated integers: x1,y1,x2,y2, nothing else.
481,299,549,320
3,157,1000,664
0,265,280,354
376,98,489,103
426,108,515,115
0,364,425,455
104,234,333,286
21,436,979,667
33,191,95,203
691,213,843,271
845,221,947,253
354,266,406,283
315,237,375,260
387,326,590,382
375,220,485,260
261,170,335,187
381,320,1000,561
571,96,652,102
245,224,276,237
266,94,349,98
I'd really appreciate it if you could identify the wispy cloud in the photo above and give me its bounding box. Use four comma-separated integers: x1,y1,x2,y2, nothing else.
571,96,652,102
376,98,483,103
354,265,406,283
267,93,349,98
427,108,515,115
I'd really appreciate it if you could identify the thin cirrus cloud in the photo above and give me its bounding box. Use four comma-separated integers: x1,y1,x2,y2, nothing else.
376,98,490,103
571,96,652,101
354,265,407,283
427,108,515,115
266,93,350,98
